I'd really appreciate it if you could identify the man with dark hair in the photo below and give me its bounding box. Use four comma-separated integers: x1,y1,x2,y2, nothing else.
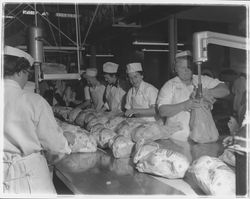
102,62,129,113
3,46,71,194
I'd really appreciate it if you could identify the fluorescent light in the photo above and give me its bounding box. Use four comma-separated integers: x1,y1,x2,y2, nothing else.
55,13,81,18
5,16,15,19
22,10,48,16
85,54,114,57
142,49,169,52
133,41,184,46
142,49,182,52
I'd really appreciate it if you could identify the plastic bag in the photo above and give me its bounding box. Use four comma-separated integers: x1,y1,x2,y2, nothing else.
189,156,235,195
135,146,190,179
189,99,219,143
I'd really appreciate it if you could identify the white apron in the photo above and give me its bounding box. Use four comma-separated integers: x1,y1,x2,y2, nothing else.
106,85,126,111
3,152,56,194
131,92,156,122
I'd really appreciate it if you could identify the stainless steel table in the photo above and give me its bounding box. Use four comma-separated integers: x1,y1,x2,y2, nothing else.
54,138,225,195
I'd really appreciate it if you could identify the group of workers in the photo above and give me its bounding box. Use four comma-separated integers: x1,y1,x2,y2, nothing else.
4,45,245,195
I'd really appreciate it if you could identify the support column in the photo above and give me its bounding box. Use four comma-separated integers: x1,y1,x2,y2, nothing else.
168,15,177,77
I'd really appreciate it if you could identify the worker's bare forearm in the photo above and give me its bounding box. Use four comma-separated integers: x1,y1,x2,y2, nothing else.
208,83,230,98
134,107,156,117
158,102,186,117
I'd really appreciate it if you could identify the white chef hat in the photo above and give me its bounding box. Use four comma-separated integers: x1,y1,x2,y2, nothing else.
103,62,119,73
175,50,192,58
85,68,97,77
4,45,34,66
126,62,143,73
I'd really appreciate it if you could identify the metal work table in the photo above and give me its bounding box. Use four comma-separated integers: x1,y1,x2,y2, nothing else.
54,137,225,195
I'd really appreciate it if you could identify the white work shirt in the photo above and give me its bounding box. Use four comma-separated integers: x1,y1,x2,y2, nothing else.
84,84,106,111
4,79,71,156
125,80,158,122
157,75,222,141
104,79,128,111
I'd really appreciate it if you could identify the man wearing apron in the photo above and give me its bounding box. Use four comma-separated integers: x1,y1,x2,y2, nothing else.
3,46,72,194
157,50,230,142
78,68,106,111
102,62,129,113
125,62,159,122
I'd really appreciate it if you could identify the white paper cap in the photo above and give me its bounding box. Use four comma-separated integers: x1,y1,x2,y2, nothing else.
85,68,97,77
126,63,143,73
175,50,192,58
4,46,34,66
103,62,119,73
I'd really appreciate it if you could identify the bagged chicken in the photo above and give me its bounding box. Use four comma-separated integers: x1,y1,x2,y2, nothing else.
110,135,135,158
68,107,82,123
135,148,190,179
133,140,159,164
131,122,182,142
56,152,99,173
105,116,125,130
189,156,235,195
63,131,97,153
189,100,219,143
92,128,117,148
116,118,146,138
53,106,73,120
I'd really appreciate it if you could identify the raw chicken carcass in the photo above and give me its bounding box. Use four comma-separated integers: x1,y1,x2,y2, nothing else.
86,116,109,131
53,106,73,121
105,116,125,130
63,131,97,153
92,128,117,148
136,148,190,179
131,122,182,142
189,156,235,195
68,107,82,123
116,118,146,138
133,140,159,164
110,135,135,158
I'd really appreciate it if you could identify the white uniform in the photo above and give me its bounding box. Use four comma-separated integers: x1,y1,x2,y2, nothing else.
125,81,158,122
84,84,106,111
4,79,71,194
104,79,128,111
157,75,222,141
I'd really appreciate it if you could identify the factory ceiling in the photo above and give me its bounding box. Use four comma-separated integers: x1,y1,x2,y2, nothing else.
3,3,246,53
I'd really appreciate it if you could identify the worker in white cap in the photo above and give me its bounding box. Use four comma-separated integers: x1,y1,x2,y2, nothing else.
3,46,72,194
102,62,129,113
76,67,106,111
125,62,159,121
157,50,230,142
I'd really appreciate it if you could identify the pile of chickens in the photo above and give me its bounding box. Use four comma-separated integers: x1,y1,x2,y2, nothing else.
53,106,236,196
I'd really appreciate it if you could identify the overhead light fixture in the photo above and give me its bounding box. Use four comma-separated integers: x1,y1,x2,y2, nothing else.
142,49,182,52
55,13,81,18
133,41,184,46
85,54,114,57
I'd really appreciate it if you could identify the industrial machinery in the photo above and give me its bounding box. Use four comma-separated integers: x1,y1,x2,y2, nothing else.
192,31,247,98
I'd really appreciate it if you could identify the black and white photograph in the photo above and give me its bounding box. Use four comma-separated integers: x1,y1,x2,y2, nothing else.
1,0,249,198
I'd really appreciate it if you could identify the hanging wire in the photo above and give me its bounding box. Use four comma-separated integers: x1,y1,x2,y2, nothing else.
6,4,23,16
5,8,28,28
75,3,81,73
57,4,62,46
27,4,77,46
42,4,58,46
5,4,30,28
81,4,99,46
